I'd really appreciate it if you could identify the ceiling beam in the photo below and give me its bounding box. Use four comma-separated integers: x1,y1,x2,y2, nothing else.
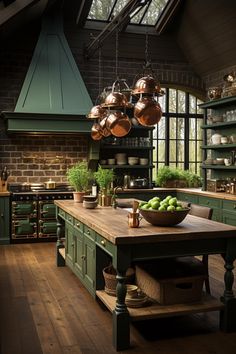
155,0,183,35
84,0,151,59
76,0,93,28
0,0,40,26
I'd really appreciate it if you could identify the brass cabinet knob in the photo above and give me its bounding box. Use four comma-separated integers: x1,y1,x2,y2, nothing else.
101,240,106,246
76,223,80,227
81,255,86,260
0,213,3,217
234,204,236,209
87,230,90,235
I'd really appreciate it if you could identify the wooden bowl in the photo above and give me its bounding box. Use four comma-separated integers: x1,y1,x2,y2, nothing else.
139,208,190,226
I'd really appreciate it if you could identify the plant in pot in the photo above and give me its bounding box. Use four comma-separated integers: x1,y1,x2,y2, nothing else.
94,166,115,206
155,166,188,188
66,161,92,202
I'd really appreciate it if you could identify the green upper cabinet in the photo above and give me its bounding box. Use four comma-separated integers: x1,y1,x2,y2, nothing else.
0,196,10,244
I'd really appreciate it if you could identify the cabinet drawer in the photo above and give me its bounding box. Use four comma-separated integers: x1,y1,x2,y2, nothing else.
74,218,83,232
222,200,236,212
58,208,66,220
84,225,95,240
96,233,115,256
66,213,73,225
198,196,221,208
177,193,198,204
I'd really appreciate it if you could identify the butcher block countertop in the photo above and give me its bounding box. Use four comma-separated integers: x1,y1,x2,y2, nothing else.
118,188,236,201
55,200,236,246
0,192,10,196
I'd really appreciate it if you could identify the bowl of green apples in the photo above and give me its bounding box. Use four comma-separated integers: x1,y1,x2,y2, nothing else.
139,195,190,226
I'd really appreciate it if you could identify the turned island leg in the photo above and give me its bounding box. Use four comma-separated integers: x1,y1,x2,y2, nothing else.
113,269,130,350
56,218,65,267
220,245,236,332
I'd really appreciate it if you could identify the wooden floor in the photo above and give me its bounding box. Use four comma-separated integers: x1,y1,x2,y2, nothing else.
0,243,236,354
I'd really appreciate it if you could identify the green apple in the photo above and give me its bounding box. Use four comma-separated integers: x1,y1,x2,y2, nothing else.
176,206,183,211
151,200,160,210
158,205,166,211
167,205,175,211
139,201,147,208
165,195,173,202
141,203,149,209
169,197,178,206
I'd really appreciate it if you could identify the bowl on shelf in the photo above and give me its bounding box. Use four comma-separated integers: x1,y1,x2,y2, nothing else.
139,208,190,226
107,158,116,165
128,156,139,165
139,158,149,165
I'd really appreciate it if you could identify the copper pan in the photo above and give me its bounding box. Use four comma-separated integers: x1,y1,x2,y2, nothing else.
87,105,107,119
134,97,162,126
99,116,111,137
106,111,131,137
132,75,161,95
91,123,103,141
102,80,128,108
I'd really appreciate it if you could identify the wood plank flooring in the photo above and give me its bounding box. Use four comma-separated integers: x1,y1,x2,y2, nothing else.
0,243,236,354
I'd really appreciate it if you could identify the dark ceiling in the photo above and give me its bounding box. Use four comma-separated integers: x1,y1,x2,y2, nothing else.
0,0,235,77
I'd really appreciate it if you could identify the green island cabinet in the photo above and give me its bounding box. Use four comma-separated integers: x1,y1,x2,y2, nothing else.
199,95,236,190
0,196,10,244
57,207,96,296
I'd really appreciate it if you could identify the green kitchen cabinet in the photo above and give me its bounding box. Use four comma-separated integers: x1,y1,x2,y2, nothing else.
61,212,96,296
0,196,10,244
221,199,236,226
176,192,199,204
198,195,222,222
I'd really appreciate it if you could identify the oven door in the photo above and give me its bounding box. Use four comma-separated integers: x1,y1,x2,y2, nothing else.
12,219,37,239
12,201,37,218
39,220,57,238
39,201,56,219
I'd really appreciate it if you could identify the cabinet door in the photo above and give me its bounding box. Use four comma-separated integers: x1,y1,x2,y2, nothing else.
65,222,74,269
0,197,10,244
74,228,83,280
83,234,96,296
222,211,236,226
176,192,198,204
198,196,222,222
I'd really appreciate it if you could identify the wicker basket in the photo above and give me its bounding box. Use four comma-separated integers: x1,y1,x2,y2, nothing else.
103,265,135,296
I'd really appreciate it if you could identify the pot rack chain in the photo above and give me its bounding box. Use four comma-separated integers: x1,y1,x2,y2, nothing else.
115,29,119,80
98,47,102,95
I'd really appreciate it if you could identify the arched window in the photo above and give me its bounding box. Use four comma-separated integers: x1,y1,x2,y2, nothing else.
153,88,204,178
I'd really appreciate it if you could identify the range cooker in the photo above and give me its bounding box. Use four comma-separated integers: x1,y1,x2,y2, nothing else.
9,183,73,240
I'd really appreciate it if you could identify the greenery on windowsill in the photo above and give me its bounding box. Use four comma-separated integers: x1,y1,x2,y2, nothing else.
155,166,202,188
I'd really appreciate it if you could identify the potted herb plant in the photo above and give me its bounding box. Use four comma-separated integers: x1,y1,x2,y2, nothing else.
66,161,92,202
94,166,115,206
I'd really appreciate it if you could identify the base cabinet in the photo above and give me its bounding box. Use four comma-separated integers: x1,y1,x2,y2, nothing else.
64,216,96,297
0,196,10,244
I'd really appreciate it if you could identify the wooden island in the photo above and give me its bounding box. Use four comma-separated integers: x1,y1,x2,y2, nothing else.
55,200,236,351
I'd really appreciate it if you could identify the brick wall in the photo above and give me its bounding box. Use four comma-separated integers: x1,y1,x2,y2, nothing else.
203,64,236,90
0,125,89,183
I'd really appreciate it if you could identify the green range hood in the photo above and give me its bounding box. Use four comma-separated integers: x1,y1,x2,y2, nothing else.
2,13,93,133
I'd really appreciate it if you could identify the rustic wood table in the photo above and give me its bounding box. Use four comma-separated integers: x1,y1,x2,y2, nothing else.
55,200,236,351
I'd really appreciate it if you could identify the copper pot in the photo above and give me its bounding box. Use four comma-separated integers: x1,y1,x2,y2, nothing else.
99,116,111,137
91,122,103,140
106,111,131,137
132,75,161,95
103,80,128,108
134,97,162,126
87,105,107,119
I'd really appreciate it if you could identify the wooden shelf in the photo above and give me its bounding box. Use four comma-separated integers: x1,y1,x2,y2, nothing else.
202,164,236,170
100,146,154,150
201,121,236,129
201,144,236,149
101,164,154,169
199,96,236,109
96,290,223,322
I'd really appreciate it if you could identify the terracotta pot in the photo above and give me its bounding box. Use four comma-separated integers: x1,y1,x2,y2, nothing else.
134,97,162,126
73,191,85,203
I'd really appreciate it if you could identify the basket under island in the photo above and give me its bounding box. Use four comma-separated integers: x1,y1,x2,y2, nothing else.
55,200,236,351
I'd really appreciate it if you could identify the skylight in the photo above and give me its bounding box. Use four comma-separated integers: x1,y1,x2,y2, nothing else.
88,0,169,26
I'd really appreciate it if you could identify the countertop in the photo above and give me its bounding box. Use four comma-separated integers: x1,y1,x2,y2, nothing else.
117,188,236,201
0,192,10,196
55,200,236,246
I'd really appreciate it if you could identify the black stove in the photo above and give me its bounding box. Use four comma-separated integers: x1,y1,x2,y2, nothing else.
8,183,74,200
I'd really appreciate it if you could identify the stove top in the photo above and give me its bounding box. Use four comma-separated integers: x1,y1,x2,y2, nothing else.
8,183,74,194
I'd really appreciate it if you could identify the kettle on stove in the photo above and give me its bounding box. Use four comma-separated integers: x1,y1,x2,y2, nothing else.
129,177,149,189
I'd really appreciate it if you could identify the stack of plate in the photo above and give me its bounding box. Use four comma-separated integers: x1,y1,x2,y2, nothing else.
115,153,127,165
